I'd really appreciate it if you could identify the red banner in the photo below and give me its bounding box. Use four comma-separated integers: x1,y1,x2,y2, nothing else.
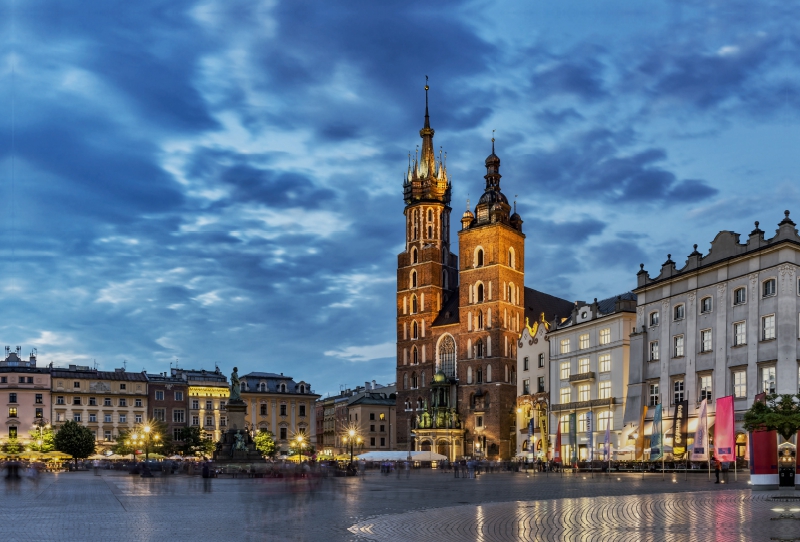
714,395,735,461
554,418,562,463
750,430,777,475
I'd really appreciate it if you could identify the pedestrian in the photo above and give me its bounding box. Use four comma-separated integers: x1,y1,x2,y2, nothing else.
713,456,721,484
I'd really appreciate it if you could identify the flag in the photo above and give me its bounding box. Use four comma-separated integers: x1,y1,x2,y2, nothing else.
672,400,689,457
635,404,648,460
586,411,594,462
569,412,578,465
603,419,610,460
538,407,549,458
650,403,663,460
715,395,735,462
554,417,562,463
691,399,709,461
754,392,766,404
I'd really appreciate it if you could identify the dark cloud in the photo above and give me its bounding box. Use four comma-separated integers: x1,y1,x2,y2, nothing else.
533,57,607,100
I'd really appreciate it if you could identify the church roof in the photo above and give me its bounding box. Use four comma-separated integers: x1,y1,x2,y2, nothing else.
431,288,460,327
524,287,574,324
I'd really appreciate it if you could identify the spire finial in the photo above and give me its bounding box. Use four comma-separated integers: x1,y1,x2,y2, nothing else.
467,195,470,211
424,75,430,128
514,194,518,213
492,129,496,153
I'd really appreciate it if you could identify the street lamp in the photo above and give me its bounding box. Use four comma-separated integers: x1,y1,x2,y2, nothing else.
343,428,362,467
295,435,305,460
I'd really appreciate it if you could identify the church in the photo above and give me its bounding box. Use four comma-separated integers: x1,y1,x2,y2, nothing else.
395,85,572,460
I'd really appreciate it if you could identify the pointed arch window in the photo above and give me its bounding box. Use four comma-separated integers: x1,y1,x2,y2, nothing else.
428,209,433,222
438,335,456,378
412,321,418,339
477,310,484,329
411,372,418,389
508,248,515,269
412,295,418,314
428,225,432,238
412,346,419,365
476,339,484,359
411,271,417,289
477,248,484,267
486,364,492,383
476,368,483,383
412,247,418,264
476,283,484,303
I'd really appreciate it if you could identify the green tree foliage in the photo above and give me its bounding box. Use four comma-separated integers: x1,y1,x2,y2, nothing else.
743,394,800,440
179,426,215,458
111,429,135,456
54,421,96,464
289,437,315,458
3,437,22,454
253,430,277,457
113,421,174,457
27,424,56,452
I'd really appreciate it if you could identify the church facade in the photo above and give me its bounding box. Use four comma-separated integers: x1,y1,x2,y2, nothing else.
395,87,547,460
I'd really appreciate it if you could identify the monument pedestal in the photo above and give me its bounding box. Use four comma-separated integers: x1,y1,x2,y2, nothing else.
213,400,263,463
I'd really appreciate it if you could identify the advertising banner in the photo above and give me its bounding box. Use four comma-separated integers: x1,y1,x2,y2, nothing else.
691,399,709,461
538,407,549,457
586,411,594,462
554,417,562,463
672,400,689,457
715,395,735,462
569,412,577,465
603,421,610,460
650,403,663,461
635,405,648,460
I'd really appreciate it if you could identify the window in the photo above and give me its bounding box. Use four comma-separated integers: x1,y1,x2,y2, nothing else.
135,414,143,424
673,335,684,357
476,283,484,302
73,397,81,405
173,428,182,441
649,311,659,327
74,381,80,388
733,322,746,346
381,437,386,447
699,375,713,402
700,297,712,314
89,397,97,406
599,328,611,345
734,287,746,305
763,279,776,297
733,371,746,398
8,407,17,418
0,377,5,383
104,414,112,423
89,413,97,423
673,380,684,404
73,413,82,422
476,340,484,359
673,304,685,321
523,357,529,371
280,428,287,440
560,362,570,380
299,405,306,417
119,384,126,391
476,368,483,383
476,416,483,428
27,377,33,384
508,248,515,268
155,390,164,401
191,415,199,426
206,400,213,410
119,398,127,407
560,415,570,433
135,399,143,407
175,391,183,401
260,404,267,416
649,341,659,362
205,416,213,426
599,381,611,399
105,430,113,441
411,295,417,313
219,401,226,411
578,358,590,373
370,437,376,446
537,377,545,393
560,339,570,354
35,408,43,418
380,413,385,421
56,396,64,405
762,314,775,340
577,413,587,432
598,411,612,431
649,383,660,406
522,379,530,394
9,393,17,403
191,399,199,410
411,271,417,288
538,354,545,368
560,387,571,404
173,409,185,423
35,393,43,404
153,408,166,422
103,398,111,406
118,414,126,423
598,354,611,373
370,424,375,432
578,384,590,402
762,367,776,394
280,404,287,416
579,334,590,349
700,329,712,353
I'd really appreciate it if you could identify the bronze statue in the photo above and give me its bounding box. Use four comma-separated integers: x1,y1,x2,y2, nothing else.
230,367,241,401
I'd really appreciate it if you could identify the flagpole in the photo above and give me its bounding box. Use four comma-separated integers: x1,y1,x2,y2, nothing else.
662,395,665,482
590,404,594,479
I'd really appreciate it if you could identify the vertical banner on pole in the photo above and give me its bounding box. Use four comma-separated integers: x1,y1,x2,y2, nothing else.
691,399,709,461
528,418,534,456
635,405,648,460
650,403,663,461
538,407,549,459
603,421,610,460
672,400,689,457
715,395,735,462
569,412,577,465
554,418,562,463
586,411,594,462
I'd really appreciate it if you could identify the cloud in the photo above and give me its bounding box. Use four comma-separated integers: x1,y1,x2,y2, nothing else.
325,342,395,363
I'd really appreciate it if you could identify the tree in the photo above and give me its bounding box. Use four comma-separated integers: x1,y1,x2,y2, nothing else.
3,437,22,454
113,421,174,458
27,423,55,452
178,426,215,458
289,437,315,458
253,430,277,458
54,421,96,465
743,394,800,440
111,429,136,456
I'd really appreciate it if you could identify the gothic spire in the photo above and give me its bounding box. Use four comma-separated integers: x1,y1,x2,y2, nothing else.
419,76,436,178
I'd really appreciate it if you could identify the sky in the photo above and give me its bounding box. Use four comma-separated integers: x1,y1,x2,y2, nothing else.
1,0,798,397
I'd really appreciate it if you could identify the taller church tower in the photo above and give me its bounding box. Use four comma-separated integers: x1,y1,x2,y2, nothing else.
395,83,458,450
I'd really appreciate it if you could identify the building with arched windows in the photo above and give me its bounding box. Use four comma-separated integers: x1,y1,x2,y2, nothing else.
395,85,571,460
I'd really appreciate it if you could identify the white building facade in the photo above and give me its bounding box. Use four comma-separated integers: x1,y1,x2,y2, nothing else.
515,314,550,458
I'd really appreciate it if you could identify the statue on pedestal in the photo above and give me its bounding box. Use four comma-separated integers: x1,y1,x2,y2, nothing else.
230,367,241,402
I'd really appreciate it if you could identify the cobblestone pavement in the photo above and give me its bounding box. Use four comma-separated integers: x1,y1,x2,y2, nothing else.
0,468,788,541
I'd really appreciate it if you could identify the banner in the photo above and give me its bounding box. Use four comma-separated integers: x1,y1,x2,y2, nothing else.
754,392,766,404
715,395,735,462
538,407,549,458
672,400,689,457
691,399,709,461
586,411,594,462
554,417,562,463
650,403,663,461
603,420,610,460
569,412,577,465
635,404,648,460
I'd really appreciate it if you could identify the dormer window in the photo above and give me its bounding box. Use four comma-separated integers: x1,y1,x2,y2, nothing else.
673,304,685,321
280,384,286,393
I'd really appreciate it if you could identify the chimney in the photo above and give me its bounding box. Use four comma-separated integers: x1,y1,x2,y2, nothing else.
372,380,377,390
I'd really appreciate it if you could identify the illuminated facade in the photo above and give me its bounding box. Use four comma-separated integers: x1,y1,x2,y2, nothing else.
0,348,50,446
172,368,229,442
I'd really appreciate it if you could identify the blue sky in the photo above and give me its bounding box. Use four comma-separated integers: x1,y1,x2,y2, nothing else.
1,0,797,397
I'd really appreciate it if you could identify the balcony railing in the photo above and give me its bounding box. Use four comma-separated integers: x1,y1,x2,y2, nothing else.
551,397,616,412
568,372,596,383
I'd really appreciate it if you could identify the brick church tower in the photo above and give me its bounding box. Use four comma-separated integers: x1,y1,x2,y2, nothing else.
395,83,458,451
456,137,525,459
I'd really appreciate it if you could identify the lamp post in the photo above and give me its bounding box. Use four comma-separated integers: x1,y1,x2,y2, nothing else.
295,434,305,460
343,429,362,467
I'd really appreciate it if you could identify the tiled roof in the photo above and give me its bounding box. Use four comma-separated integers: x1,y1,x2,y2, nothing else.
50,369,148,381
524,287,573,324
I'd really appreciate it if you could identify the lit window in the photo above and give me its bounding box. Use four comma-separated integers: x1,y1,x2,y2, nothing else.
733,371,746,398
673,335,684,357
762,314,775,340
599,328,611,345
598,410,612,431
579,334,590,349
560,339,570,354
578,384,590,402
733,322,746,346
560,387,571,404
560,414,570,433
599,354,611,373
560,362,570,380
579,358,590,373
598,381,611,399
577,413,587,432
700,329,712,352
